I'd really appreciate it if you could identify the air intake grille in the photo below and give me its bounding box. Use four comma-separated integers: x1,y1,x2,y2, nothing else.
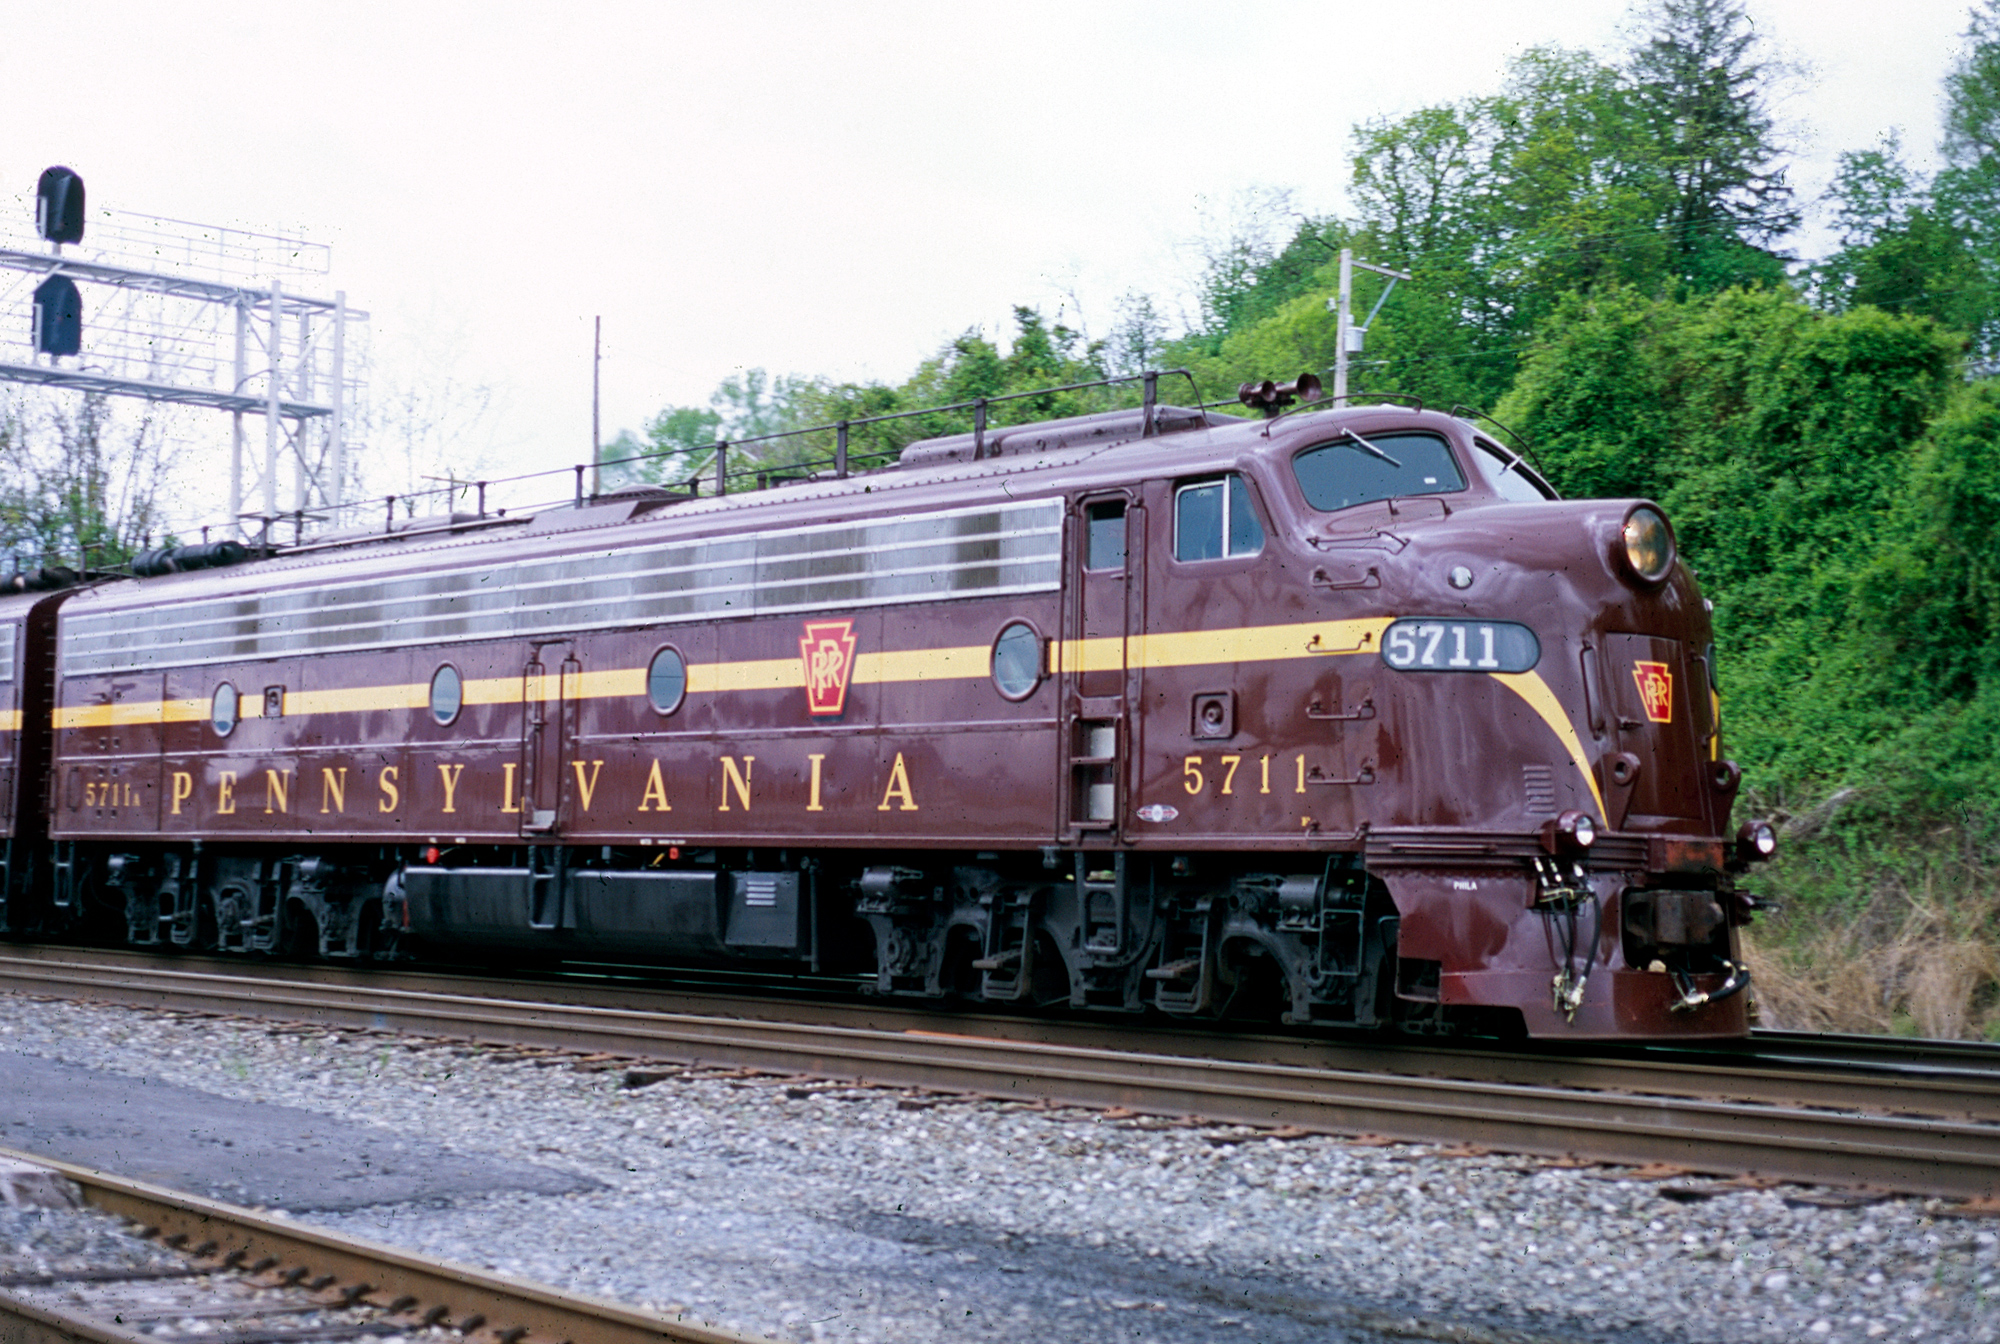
1522,764,1557,814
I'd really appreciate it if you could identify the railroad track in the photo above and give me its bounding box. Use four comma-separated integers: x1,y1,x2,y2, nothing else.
1,942,1996,1201
0,1147,756,1344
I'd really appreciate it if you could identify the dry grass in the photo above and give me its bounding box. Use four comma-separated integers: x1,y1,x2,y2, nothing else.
1743,850,2000,1038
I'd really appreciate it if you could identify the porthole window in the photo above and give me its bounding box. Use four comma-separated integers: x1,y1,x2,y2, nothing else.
210,683,238,737
647,646,688,715
991,622,1042,700
429,664,462,726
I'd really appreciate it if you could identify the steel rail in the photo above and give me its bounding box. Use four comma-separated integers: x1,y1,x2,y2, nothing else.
0,1146,758,1344
2,943,1996,1122
0,948,1995,1199
1723,1028,2000,1070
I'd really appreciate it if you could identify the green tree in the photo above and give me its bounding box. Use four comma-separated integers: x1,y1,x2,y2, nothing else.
1185,187,1317,342
1104,291,1172,377
1934,0,2000,355
1348,103,1483,265
1290,24,1791,409
648,404,724,457
603,404,723,489
998,307,1105,419
1828,135,1924,243
709,368,809,443
1939,1,2000,226
779,379,910,472
624,305,1125,488
1231,45,1677,408
1497,287,1962,796
1815,134,1990,333
1846,381,2000,810
616,369,826,489
0,392,170,572
1623,0,1795,290
1107,4,1799,411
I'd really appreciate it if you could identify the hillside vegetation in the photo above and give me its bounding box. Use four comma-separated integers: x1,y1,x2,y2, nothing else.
631,0,2000,1035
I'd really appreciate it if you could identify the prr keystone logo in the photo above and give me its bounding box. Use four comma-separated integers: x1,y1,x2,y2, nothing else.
800,619,858,716
1632,660,1673,723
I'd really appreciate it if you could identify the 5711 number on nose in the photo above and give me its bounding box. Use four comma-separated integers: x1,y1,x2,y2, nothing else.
1381,619,1540,673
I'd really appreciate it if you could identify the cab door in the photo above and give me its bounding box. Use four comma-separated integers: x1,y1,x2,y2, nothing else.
1063,495,1144,840
518,641,581,933
0,624,20,837
519,641,578,839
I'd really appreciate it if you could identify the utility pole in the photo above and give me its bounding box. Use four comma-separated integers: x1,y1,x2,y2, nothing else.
1331,249,1413,404
591,315,602,497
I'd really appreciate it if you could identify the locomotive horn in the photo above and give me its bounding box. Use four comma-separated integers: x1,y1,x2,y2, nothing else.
1238,379,1278,410
1236,373,1326,418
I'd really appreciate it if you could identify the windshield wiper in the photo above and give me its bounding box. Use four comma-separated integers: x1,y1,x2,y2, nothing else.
1342,428,1403,468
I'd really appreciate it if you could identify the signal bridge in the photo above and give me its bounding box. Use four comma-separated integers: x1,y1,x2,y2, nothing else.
0,170,369,545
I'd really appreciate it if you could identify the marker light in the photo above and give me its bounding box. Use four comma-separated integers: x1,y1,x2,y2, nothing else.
1620,506,1675,584
1542,809,1599,855
1736,820,1777,864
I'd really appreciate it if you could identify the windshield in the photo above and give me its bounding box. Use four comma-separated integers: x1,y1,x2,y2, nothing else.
1291,431,1467,513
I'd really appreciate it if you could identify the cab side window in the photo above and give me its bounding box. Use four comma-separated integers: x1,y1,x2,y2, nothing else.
1175,473,1265,562
1472,437,1558,503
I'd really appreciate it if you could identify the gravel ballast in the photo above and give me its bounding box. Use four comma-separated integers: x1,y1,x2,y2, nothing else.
0,1199,184,1279
0,992,1992,1343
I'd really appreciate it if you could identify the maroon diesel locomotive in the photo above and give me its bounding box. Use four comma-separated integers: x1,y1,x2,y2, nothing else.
0,382,1773,1038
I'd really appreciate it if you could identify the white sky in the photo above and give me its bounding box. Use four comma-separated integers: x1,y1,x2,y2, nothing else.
0,0,1980,513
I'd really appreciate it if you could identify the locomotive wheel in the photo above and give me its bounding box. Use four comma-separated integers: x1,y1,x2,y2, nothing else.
940,925,983,1000
77,876,127,947
176,889,219,954
1217,942,1285,1020
1027,930,1071,1008
209,885,252,954
278,900,320,961
193,904,218,952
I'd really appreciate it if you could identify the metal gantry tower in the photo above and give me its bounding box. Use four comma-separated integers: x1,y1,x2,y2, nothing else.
0,182,369,545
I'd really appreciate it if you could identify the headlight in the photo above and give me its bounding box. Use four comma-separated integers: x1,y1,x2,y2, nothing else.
1620,506,1675,584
